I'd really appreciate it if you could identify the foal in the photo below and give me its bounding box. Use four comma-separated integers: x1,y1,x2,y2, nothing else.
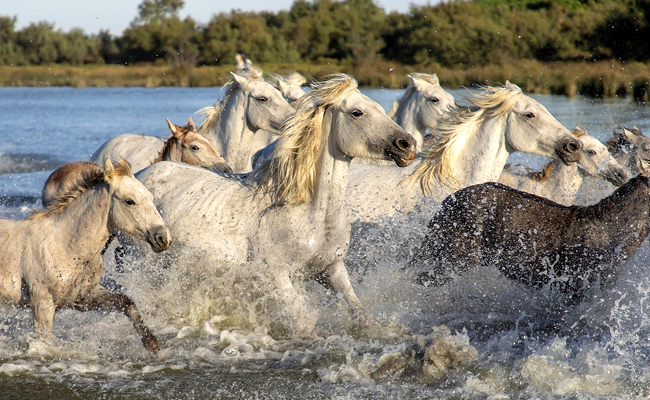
0,159,171,351
409,173,650,303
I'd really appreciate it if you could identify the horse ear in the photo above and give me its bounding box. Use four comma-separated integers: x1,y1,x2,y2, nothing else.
276,78,289,93
430,73,440,86
230,71,250,89
505,81,522,92
103,158,115,184
187,117,196,131
621,126,639,143
166,118,182,139
407,74,424,90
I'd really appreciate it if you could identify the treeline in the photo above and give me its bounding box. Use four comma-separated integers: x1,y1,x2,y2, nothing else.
2,0,650,68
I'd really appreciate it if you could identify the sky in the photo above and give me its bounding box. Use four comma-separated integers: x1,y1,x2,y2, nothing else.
6,0,441,35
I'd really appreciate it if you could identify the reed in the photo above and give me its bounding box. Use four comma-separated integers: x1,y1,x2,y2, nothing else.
1,60,648,101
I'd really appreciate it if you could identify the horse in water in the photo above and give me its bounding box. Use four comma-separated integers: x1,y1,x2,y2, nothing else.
387,73,456,151
498,127,627,205
344,82,583,222
91,117,231,174
0,159,171,351
196,68,295,172
136,74,417,336
409,172,650,304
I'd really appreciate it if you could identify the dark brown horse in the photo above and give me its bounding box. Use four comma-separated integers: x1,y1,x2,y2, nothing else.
409,174,650,303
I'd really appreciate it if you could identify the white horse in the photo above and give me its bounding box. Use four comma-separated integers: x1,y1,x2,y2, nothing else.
0,159,171,351
196,68,295,172
345,82,583,222
498,127,627,205
387,73,456,151
91,118,231,174
136,74,417,336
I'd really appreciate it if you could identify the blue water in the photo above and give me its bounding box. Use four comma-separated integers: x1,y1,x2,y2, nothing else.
1,86,650,399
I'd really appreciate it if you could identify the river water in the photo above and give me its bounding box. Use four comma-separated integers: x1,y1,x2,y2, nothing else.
1,86,650,399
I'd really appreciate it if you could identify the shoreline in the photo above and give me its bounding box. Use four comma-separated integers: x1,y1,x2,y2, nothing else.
1,60,648,101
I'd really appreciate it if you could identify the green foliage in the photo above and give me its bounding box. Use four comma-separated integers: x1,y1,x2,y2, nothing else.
1,0,650,73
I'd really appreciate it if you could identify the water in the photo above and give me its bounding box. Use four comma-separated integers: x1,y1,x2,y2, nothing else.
1,86,650,399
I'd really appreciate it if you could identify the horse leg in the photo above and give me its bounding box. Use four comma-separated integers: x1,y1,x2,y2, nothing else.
319,261,369,329
75,286,159,352
31,289,55,341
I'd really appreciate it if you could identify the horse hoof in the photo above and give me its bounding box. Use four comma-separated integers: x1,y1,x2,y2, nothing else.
142,335,160,353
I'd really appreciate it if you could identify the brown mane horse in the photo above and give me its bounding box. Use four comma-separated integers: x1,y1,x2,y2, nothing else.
408,173,650,303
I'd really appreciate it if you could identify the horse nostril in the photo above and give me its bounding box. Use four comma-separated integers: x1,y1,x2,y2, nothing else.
565,141,580,153
395,139,411,152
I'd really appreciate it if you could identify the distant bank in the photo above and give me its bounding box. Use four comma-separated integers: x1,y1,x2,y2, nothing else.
1,60,648,102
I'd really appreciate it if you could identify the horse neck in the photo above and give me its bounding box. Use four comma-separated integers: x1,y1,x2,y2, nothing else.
394,97,424,149
217,91,254,171
158,137,182,162
547,159,581,188
53,185,112,261
454,114,509,187
594,177,650,234
311,114,350,223
544,160,581,204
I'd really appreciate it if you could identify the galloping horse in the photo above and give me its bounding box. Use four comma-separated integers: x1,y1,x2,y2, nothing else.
499,127,627,205
345,82,583,222
136,74,417,336
410,172,650,303
91,118,231,174
0,159,171,351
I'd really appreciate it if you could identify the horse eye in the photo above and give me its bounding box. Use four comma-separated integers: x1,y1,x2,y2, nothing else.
124,199,136,206
524,112,535,119
351,109,364,118
258,96,268,102
588,150,597,156
430,97,439,103
190,145,200,151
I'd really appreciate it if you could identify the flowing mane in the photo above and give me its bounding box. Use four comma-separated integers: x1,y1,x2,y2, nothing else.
31,160,131,219
252,74,358,205
195,67,265,135
404,85,522,194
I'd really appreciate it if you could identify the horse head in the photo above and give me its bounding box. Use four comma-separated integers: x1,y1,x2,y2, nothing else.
104,158,171,253
165,117,232,172
572,127,627,186
502,82,582,164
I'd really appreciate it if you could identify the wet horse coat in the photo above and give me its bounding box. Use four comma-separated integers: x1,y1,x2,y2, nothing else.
410,175,650,303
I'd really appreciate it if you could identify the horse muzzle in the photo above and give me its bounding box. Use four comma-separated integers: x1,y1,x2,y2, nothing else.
212,162,233,173
147,226,172,253
556,136,583,165
386,131,417,167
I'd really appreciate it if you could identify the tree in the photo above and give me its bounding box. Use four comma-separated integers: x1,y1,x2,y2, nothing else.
133,0,185,25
